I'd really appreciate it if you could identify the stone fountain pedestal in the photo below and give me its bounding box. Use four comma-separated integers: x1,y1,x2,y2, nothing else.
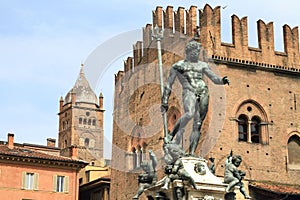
144,157,232,200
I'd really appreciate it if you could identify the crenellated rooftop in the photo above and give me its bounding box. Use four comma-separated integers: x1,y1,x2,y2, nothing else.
116,4,300,84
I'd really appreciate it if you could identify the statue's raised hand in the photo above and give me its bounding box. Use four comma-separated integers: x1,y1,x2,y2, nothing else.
222,76,230,85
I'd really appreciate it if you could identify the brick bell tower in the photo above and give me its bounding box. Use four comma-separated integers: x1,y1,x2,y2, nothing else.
58,64,105,164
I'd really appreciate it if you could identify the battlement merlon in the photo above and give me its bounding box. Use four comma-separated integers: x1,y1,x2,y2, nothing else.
121,4,300,78
133,41,143,67
124,57,133,73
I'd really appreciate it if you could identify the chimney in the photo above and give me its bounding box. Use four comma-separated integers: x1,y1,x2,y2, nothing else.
47,138,56,147
71,89,76,105
59,96,64,112
70,145,78,159
99,92,104,110
7,133,14,149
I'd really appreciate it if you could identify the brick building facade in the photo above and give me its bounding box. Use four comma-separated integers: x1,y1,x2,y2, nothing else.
110,4,300,200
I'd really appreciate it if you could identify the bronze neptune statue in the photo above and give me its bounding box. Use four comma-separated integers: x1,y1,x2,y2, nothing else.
161,40,229,156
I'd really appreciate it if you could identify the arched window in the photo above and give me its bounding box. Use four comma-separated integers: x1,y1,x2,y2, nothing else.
92,119,96,126
62,121,66,130
142,142,147,161
138,149,143,167
136,145,142,167
288,135,300,165
83,118,87,125
238,115,248,142
64,140,67,148
79,117,82,124
88,119,91,125
251,116,261,143
84,138,90,147
132,148,137,169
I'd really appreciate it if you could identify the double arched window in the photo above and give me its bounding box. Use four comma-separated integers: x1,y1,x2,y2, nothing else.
238,115,261,143
131,144,147,170
236,100,269,144
129,125,148,170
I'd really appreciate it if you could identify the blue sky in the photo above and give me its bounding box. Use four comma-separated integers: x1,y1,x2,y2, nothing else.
0,0,299,158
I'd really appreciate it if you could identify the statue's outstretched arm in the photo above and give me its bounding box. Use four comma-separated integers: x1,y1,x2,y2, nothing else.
204,64,230,85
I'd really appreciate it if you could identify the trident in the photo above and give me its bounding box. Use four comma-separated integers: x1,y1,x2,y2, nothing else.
152,25,168,138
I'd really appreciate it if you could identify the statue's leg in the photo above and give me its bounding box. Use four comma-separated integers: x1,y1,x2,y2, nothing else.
225,179,239,193
169,90,196,141
239,183,251,199
174,128,184,145
189,92,209,155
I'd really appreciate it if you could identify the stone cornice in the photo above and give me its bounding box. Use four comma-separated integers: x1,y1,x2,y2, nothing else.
0,154,88,169
212,55,300,77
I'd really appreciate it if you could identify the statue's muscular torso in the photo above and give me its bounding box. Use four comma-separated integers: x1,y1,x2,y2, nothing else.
173,60,208,95
163,58,225,104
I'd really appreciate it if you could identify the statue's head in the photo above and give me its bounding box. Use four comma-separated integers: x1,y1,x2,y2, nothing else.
232,155,242,167
185,41,201,62
194,162,206,175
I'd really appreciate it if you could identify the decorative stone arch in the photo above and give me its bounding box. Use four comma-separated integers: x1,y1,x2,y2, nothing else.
129,125,146,150
287,132,300,167
235,99,269,144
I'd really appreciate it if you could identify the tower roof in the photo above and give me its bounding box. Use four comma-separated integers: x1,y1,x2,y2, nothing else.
65,64,98,105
